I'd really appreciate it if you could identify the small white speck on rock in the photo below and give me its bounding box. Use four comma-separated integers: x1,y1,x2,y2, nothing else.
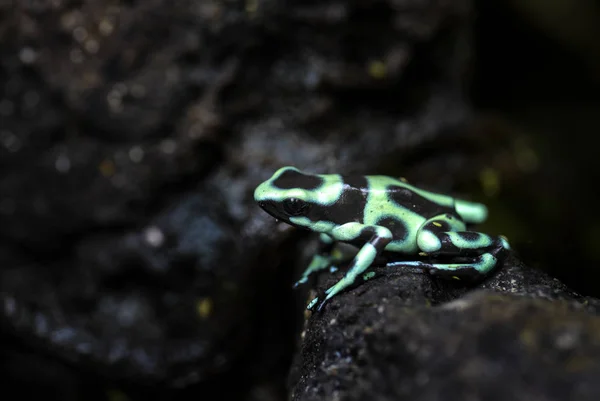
1,130,21,152
55,154,71,173
144,226,165,247
85,39,99,54
3,296,16,315
160,139,177,154
19,47,37,64
128,146,144,163
72,26,87,42
555,329,579,350
99,18,114,36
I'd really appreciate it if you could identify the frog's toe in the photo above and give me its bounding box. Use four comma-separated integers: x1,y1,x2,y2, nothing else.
293,277,308,288
307,294,330,312
315,298,330,312
306,296,320,311
307,290,333,312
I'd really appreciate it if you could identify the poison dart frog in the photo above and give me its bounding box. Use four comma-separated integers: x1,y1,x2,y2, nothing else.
254,166,510,312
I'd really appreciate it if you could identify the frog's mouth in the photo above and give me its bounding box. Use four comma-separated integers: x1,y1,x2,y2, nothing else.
257,200,272,212
257,200,305,229
257,200,285,223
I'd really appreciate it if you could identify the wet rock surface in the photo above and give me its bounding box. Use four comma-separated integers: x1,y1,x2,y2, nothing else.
0,0,476,400
290,254,600,401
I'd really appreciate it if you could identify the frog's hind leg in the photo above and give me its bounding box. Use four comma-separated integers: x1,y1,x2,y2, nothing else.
394,213,510,277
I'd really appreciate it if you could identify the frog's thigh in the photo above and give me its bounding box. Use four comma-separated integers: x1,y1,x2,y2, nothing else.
412,214,510,275
417,214,476,254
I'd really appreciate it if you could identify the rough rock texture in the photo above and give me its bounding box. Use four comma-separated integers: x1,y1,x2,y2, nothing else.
0,0,478,400
290,254,600,401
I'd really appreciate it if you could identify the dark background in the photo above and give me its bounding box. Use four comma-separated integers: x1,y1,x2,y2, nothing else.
474,0,600,294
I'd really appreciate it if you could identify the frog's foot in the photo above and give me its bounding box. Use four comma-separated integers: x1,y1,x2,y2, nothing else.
294,245,352,288
389,252,498,278
307,296,321,311
306,271,375,311
306,283,343,312
306,281,347,312
293,277,309,288
294,254,335,288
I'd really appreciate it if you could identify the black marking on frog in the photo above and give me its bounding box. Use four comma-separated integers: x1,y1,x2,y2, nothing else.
272,169,324,190
308,176,369,225
387,185,454,218
374,216,409,242
458,231,481,242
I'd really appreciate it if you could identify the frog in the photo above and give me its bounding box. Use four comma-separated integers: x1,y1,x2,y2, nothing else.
254,166,510,312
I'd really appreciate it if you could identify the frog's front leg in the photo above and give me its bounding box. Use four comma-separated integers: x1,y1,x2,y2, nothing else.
396,214,510,276
294,233,344,287
307,223,392,312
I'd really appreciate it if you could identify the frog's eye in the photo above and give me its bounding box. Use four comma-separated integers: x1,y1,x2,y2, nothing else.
282,198,308,216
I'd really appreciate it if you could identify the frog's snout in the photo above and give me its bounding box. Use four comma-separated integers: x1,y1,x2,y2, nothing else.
256,200,282,222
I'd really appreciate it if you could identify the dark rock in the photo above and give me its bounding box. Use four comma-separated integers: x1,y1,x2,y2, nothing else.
290,254,600,401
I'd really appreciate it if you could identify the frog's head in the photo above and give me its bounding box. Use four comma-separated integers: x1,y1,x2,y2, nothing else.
254,166,342,231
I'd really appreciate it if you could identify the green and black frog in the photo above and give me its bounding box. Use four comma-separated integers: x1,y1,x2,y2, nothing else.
254,166,510,312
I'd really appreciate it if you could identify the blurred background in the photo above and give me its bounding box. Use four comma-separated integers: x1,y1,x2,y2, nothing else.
474,0,600,292
1,0,599,400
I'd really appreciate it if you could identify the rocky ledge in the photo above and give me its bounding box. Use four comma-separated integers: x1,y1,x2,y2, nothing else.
290,254,600,401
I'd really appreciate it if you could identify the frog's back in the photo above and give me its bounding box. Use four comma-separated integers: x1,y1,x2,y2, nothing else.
355,175,485,253
358,176,443,251
363,174,488,223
